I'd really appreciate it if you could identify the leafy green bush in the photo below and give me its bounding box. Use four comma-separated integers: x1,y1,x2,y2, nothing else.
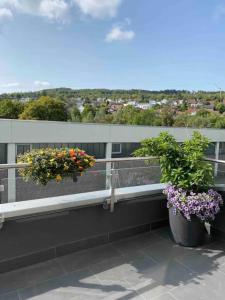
134,131,214,191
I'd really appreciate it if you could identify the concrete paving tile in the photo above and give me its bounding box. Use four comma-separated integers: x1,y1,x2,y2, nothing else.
0,259,64,296
57,244,122,273
0,292,19,300
142,239,193,263
129,259,194,299
171,279,224,300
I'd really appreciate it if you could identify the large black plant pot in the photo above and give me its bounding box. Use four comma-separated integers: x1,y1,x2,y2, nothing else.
169,208,205,247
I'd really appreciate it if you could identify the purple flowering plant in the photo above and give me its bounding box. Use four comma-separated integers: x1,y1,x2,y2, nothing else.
134,131,223,221
164,185,223,221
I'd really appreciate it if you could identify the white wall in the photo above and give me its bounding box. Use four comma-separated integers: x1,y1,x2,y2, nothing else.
0,119,225,143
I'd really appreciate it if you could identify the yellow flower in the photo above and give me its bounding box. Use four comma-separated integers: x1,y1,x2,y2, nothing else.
56,174,62,182
64,164,69,171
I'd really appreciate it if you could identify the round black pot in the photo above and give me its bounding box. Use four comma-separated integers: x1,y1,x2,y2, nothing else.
169,208,206,247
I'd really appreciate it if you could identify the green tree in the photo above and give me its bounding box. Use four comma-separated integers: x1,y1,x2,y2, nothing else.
134,109,157,125
82,111,95,123
0,99,24,119
214,102,225,114
94,107,107,123
159,107,174,126
112,105,139,124
70,106,81,122
81,104,96,120
19,96,68,121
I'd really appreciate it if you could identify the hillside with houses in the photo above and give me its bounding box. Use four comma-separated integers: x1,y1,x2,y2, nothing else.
1,88,225,128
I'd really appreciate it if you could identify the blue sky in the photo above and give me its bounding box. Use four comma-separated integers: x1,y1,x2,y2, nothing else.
0,0,225,93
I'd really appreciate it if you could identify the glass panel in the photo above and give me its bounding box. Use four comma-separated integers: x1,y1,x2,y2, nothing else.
0,163,107,202
112,159,161,188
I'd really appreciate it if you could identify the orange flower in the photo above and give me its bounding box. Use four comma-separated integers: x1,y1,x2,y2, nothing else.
69,149,75,157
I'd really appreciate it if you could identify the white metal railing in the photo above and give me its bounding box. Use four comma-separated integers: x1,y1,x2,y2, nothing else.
0,156,224,225
0,156,157,170
0,156,220,170
0,156,160,222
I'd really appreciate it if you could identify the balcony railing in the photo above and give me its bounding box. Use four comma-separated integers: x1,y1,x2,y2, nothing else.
0,156,225,226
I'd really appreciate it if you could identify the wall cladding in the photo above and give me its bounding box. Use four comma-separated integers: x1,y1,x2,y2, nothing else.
0,195,168,273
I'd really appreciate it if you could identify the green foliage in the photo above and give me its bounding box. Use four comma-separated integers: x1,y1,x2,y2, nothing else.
70,105,81,122
160,107,174,126
17,148,95,185
19,96,68,121
0,99,24,119
214,102,225,114
134,131,214,191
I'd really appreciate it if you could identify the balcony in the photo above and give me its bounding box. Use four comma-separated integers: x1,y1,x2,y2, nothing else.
1,226,225,299
0,157,225,299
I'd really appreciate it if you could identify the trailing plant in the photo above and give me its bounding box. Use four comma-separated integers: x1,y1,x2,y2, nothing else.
17,148,95,185
134,131,214,192
165,185,223,221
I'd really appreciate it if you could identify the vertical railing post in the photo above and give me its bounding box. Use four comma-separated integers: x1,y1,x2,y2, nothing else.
110,162,116,212
105,142,112,189
214,142,220,178
7,143,16,202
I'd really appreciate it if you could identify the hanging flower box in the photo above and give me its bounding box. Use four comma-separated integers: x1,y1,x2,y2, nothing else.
17,148,95,185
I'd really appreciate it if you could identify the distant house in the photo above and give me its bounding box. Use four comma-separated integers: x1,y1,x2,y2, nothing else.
187,108,197,115
135,103,151,110
149,100,157,107
161,99,168,105
126,100,137,107
108,104,123,113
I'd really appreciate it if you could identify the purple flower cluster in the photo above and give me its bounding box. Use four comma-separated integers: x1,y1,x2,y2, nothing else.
164,185,223,221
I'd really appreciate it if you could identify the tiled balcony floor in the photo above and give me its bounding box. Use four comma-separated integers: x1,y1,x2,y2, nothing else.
1,226,225,300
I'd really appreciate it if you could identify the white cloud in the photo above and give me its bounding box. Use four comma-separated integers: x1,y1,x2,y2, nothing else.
0,8,13,20
105,25,135,42
34,80,50,86
0,0,69,21
0,82,20,88
73,0,122,18
39,0,69,20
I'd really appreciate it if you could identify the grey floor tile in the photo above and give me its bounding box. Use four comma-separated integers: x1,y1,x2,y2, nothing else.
19,268,141,300
0,292,19,300
171,279,224,300
111,232,166,260
91,254,157,285
0,259,64,296
57,244,122,273
19,268,101,300
193,268,225,297
152,226,172,241
176,241,225,274
130,259,194,299
142,239,193,263
153,293,176,300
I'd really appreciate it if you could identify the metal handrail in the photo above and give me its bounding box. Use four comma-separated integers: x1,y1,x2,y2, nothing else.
0,156,223,170
204,157,225,164
0,156,157,170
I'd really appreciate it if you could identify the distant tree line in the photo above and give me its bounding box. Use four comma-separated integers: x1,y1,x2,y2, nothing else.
1,95,225,128
0,88,225,103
